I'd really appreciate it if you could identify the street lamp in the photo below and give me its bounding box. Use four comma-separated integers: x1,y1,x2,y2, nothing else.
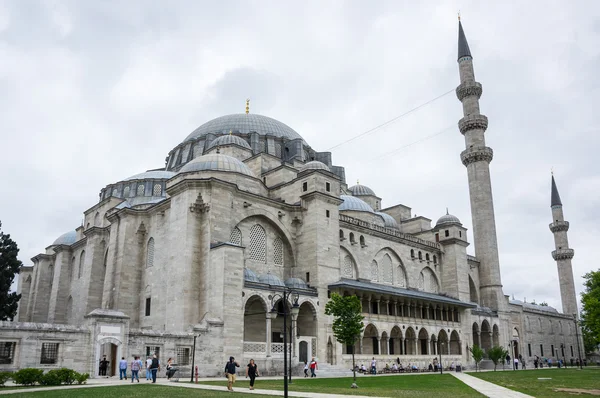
573,314,583,370
190,334,200,382
437,340,444,374
508,341,515,371
560,343,566,368
270,289,300,398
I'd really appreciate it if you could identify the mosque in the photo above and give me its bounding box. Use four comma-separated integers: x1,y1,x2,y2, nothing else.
0,20,583,377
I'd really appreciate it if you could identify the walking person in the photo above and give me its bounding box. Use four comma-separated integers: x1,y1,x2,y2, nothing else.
99,355,108,376
370,357,377,375
310,357,318,377
150,354,160,383
246,359,259,390
130,356,141,383
224,356,240,392
303,361,309,378
145,356,152,381
119,357,128,380
514,357,519,370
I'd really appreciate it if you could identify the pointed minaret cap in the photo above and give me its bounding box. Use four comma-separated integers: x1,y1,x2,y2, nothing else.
551,174,563,207
458,20,472,61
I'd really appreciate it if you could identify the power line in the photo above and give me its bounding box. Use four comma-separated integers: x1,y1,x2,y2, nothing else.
326,88,455,151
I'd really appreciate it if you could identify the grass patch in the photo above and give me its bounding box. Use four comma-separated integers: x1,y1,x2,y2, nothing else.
201,374,484,397
471,367,600,397
4,385,275,397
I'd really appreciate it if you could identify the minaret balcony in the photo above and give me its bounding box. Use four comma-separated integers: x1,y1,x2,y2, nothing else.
549,221,569,233
460,146,493,166
456,82,482,101
552,248,574,261
458,114,488,134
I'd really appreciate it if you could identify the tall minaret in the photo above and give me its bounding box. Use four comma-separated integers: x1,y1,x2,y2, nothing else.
549,175,578,316
456,19,504,310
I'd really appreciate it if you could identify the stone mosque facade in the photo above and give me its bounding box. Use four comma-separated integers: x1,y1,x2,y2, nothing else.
1,21,583,377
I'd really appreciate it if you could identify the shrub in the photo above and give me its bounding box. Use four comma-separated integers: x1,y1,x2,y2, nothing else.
55,368,78,385
40,370,62,386
75,372,89,385
0,371,12,387
12,368,43,386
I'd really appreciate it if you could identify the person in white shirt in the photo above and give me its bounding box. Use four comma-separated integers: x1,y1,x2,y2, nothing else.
370,357,377,374
145,357,152,381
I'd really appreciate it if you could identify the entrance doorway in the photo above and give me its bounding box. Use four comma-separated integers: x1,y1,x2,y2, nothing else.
99,342,119,377
299,341,308,363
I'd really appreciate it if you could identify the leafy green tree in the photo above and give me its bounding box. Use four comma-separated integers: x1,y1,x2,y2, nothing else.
581,270,600,353
0,221,22,321
324,293,364,386
469,344,484,372
487,346,507,371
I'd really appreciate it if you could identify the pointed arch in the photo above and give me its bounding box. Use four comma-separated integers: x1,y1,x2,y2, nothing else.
94,212,100,226
146,238,155,268
340,247,358,279
418,327,429,355
229,227,242,245
243,294,268,342
492,324,500,347
381,254,392,284
370,260,378,282
374,247,406,287
390,326,402,355
249,224,267,262
450,330,461,354
468,275,478,303
78,250,86,279
362,324,379,355
405,327,416,355
419,266,439,293
480,320,492,352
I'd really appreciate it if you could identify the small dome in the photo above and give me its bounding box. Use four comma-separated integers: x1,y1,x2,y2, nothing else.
179,154,254,177
436,211,462,227
300,161,330,172
339,195,374,213
348,183,375,196
123,170,175,181
285,278,308,289
53,230,77,246
207,134,251,150
244,268,260,283
258,273,285,287
376,212,399,229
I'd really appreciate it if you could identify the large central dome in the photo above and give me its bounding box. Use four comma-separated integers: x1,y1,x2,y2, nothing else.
182,114,304,144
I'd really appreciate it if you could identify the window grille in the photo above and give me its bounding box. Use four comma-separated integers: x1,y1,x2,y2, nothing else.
146,346,160,359
381,254,393,283
273,238,283,265
137,184,145,196
229,228,242,246
370,260,378,282
0,342,15,364
40,343,59,364
124,186,130,197
275,143,282,158
153,184,162,196
147,238,155,268
343,255,354,278
249,225,267,262
176,347,190,365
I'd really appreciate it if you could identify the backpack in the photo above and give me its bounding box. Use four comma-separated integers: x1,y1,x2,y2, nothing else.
151,358,159,369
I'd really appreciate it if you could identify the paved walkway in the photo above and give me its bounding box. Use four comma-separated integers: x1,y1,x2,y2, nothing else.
452,372,534,398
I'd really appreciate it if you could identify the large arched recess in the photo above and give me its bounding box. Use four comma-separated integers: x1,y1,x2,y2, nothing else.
233,211,297,265
468,275,478,304
243,294,269,342
339,246,359,279
373,247,408,288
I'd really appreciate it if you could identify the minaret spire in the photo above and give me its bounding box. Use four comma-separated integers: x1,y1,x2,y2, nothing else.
549,174,577,316
455,19,504,311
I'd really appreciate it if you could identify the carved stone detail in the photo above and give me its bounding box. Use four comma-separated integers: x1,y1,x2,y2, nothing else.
190,192,210,214
461,146,493,166
549,221,570,233
458,114,488,134
456,82,482,101
552,248,574,261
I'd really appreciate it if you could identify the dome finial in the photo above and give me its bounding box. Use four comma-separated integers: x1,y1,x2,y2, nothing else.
458,10,460,21
446,207,449,215
245,98,250,114
357,179,360,185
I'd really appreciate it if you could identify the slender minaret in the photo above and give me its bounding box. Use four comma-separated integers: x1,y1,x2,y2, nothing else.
549,175,578,316
456,19,504,310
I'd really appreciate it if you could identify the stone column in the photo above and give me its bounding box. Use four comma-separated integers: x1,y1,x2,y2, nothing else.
375,299,380,315
419,304,423,319
476,331,481,348
426,338,431,355
266,313,273,357
458,340,462,355
377,336,382,355
367,297,372,315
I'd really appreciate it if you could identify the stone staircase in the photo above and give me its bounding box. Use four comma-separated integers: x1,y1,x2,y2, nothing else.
315,363,355,378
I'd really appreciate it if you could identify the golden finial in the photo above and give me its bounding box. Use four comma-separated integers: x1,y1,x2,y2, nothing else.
229,129,233,135
357,179,360,185
245,98,250,114
458,11,461,21
551,167,554,175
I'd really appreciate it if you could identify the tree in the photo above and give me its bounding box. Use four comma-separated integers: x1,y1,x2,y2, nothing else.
0,221,23,321
324,293,364,387
487,346,507,371
469,344,484,372
581,270,600,353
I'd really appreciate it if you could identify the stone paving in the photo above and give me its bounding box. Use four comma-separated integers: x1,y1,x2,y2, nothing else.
452,372,534,398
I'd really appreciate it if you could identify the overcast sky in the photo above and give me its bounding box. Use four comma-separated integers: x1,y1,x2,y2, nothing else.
1,0,598,311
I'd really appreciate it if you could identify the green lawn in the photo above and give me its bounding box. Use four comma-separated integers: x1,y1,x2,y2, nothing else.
471,367,600,397
4,385,275,397
201,374,484,397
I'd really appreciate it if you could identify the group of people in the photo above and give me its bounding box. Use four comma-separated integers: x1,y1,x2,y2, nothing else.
354,357,457,374
100,354,161,383
505,354,526,370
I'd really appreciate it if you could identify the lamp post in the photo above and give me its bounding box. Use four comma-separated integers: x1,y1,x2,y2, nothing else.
573,314,583,370
190,334,198,382
560,343,566,368
438,340,444,374
270,289,300,398
508,341,514,371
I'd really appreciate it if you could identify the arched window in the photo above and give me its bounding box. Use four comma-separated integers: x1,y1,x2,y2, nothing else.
78,250,86,279
433,255,437,264
339,230,344,241
381,254,393,283
410,249,415,258
94,212,100,226
273,237,284,265
112,188,118,197
124,186,130,197
418,251,422,260
343,255,354,278
370,260,378,282
153,184,162,196
146,238,155,268
360,236,365,247
425,253,430,261
349,233,355,244
70,256,75,280
249,224,267,262
137,184,145,196
229,227,242,246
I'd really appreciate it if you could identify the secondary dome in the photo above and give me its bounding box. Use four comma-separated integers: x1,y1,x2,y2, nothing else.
339,195,374,213
183,114,304,144
300,161,330,172
123,170,176,181
285,278,308,289
376,212,399,229
348,183,375,196
436,210,462,227
207,134,251,151
244,268,260,283
179,154,254,177
53,230,77,246
258,273,285,287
